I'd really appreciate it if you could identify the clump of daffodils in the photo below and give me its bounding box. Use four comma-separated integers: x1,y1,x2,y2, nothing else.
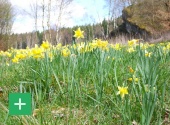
91,39,109,51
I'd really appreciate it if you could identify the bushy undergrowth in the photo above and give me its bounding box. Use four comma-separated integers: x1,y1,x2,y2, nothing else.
0,38,170,125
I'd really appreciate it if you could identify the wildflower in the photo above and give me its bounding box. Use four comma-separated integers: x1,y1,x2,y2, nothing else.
167,43,170,49
128,78,133,82
61,48,71,57
149,44,155,47
128,40,135,46
145,51,152,57
5,52,12,57
127,47,135,53
128,39,139,47
32,48,44,59
134,78,139,83
41,41,50,49
32,48,43,55
12,57,19,63
77,43,86,53
0,51,11,57
48,52,53,62
56,43,62,50
73,27,84,39
140,43,149,50
16,53,26,60
111,43,121,50
128,66,134,73
33,54,44,59
117,86,128,98
160,42,165,46
96,39,108,50
163,47,167,51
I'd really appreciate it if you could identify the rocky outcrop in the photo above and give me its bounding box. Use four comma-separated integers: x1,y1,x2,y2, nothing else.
113,0,170,42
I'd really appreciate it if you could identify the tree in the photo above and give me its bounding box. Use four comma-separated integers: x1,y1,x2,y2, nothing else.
55,0,73,44
47,0,52,43
0,0,14,50
102,18,108,38
28,0,39,47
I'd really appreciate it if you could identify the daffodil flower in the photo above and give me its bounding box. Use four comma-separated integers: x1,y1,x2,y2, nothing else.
41,41,50,49
73,27,84,39
117,86,128,98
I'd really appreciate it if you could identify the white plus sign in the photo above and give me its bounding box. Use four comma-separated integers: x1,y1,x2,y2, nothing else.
14,98,26,110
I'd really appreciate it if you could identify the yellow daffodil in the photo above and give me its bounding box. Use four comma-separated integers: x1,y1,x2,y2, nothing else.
145,51,152,57
149,44,155,47
159,42,165,46
92,39,109,50
32,48,43,55
167,43,170,49
128,39,139,47
5,52,12,57
111,43,121,50
31,48,44,59
0,51,12,57
117,86,128,98
41,41,50,49
140,43,149,50
128,78,133,82
61,48,71,57
128,77,139,83
128,66,135,73
12,57,19,63
16,53,26,59
73,27,84,39
127,47,135,53
134,78,139,83
128,40,135,46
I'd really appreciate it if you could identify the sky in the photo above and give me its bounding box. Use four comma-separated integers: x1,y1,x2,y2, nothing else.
10,0,108,34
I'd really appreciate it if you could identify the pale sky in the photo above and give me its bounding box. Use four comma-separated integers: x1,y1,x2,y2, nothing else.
10,0,108,34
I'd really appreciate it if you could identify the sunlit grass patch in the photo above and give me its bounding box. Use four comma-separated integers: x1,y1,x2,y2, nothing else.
0,29,170,124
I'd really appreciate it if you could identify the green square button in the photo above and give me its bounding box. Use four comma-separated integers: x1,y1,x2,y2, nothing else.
9,93,31,115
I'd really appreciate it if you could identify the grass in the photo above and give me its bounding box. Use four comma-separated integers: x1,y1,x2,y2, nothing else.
0,39,170,125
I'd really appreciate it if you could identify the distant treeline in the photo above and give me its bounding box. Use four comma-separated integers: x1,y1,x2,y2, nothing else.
0,18,123,50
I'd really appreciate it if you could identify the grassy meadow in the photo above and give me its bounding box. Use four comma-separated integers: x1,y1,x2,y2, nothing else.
0,29,170,124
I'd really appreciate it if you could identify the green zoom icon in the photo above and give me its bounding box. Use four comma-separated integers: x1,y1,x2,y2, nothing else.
9,93,31,115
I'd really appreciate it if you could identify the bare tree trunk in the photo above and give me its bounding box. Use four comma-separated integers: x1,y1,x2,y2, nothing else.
55,0,73,44
55,0,64,44
42,0,46,41
34,0,38,45
106,0,112,39
47,0,52,43
24,0,39,47
32,0,38,47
